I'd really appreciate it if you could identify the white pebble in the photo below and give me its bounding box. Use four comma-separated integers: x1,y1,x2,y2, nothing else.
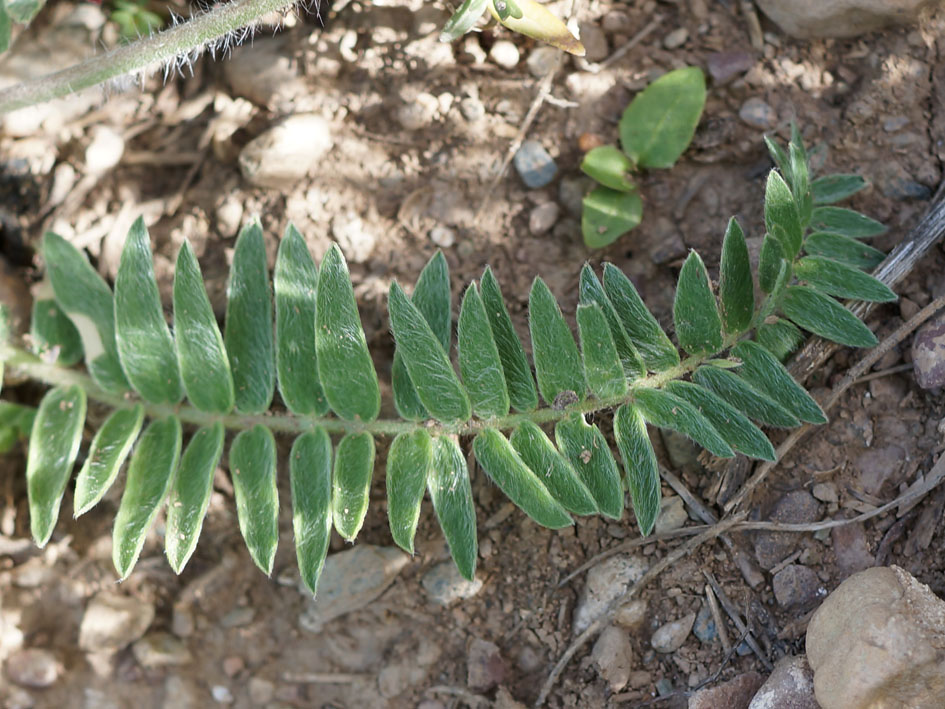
429,225,456,248
489,40,520,69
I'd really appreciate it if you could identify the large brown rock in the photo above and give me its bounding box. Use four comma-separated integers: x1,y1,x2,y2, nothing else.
755,0,937,39
806,566,945,709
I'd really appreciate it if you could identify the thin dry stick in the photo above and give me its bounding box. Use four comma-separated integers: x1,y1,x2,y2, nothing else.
703,571,772,670
534,515,745,707
725,291,945,513
705,583,732,653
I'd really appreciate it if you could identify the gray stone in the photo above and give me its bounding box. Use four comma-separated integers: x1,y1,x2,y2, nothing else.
466,638,505,691
526,46,560,78
248,677,274,704
79,592,155,654
754,491,820,569
663,28,689,49
706,51,755,84
831,522,874,577
755,0,934,39
429,225,456,248
602,10,632,34
772,564,826,609
239,114,333,189
854,445,906,495
806,566,945,709
132,632,193,668
573,554,647,634
513,141,558,189
5,648,60,688
210,685,234,704
591,625,632,692
693,604,717,644
614,599,648,630
739,98,776,129
579,22,609,62
460,96,486,122
913,312,945,389
299,545,410,630
489,40,520,69
396,92,439,130
223,36,303,108
654,496,689,535
528,202,560,235
748,655,818,709
422,560,483,605
689,672,763,709
651,612,696,653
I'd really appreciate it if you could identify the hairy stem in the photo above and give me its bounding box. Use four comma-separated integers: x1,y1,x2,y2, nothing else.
2,339,738,438
0,0,298,114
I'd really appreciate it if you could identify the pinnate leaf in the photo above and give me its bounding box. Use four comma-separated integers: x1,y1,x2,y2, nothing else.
113,415,181,579
619,66,706,169
166,422,225,574
510,420,597,516
811,207,886,239
428,436,477,580
582,186,642,249
781,286,878,348
74,404,144,517
26,385,86,546
389,282,471,422
458,283,510,419
230,424,279,574
480,267,538,412
674,251,723,356
290,428,333,595
603,263,679,372
693,365,799,428
555,412,623,519
794,256,896,303
316,245,381,421
386,430,433,554
332,432,375,541
224,222,275,414
528,277,586,406
613,404,660,535
811,174,868,204
174,241,235,414
115,217,183,404
275,225,328,415
804,232,886,272
633,388,733,458
579,265,645,379
718,218,754,334
577,303,628,400
473,428,572,529
732,341,826,424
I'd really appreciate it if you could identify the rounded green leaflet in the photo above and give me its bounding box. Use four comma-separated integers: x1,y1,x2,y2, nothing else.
165,422,225,574
554,412,624,519
74,404,144,517
290,427,333,596
458,283,510,419
30,299,82,366
224,221,275,415
510,420,597,516
673,251,723,356
332,432,375,541
692,365,800,428
576,303,628,400
633,388,734,459
275,225,328,416
732,341,826,424
43,232,128,394
803,232,886,272
386,429,433,554
793,256,896,303
718,217,754,335
528,277,586,406
389,282,470,422
810,207,886,239
480,267,538,413
578,264,645,379
613,404,660,536
113,415,181,580
428,435,477,581
174,240,235,414
114,217,183,404
580,146,636,192
26,385,86,546
619,66,706,169
581,186,643,249
780,286,878,348
664,381,776,462
315,245,380,422
811,174,868,205
758,232,786,295
764,170,802,258
473,429,572,529
230,424,279,575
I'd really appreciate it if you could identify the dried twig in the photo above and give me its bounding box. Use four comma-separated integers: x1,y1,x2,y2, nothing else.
705,583,731,653
703,571,772,670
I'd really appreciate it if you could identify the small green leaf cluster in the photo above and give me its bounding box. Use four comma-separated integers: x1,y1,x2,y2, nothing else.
0,131,892,595
581,67,707,248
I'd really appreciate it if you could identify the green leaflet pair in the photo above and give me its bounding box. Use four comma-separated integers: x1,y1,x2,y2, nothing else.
10,128,894,594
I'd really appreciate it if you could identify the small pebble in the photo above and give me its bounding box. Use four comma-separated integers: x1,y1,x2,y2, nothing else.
220,606,255,629
655,678,675,696
663,27,688,49
396,92,439,131
239,114,333,189
489,40,520,69
654,496,688,534
601,10,632,34
693,604,717,644
459,96,485,122
6,648,61,688
579,22,609,62
706,50,754,84
513,141,558,189
211,685,234,704
882,116,910,132
422,561,483,605
772,564,825,609
429,225,456,248
248,677,275,704
222,656,244,677
614,599,648,630
651,612,696,653
591,625,632,692
811,482,838,504
690,672,764,709
85,126,124,175
739,97,776,129
466,638,505,691
526,46,560,78
748,654,817,709
528,202,560,235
